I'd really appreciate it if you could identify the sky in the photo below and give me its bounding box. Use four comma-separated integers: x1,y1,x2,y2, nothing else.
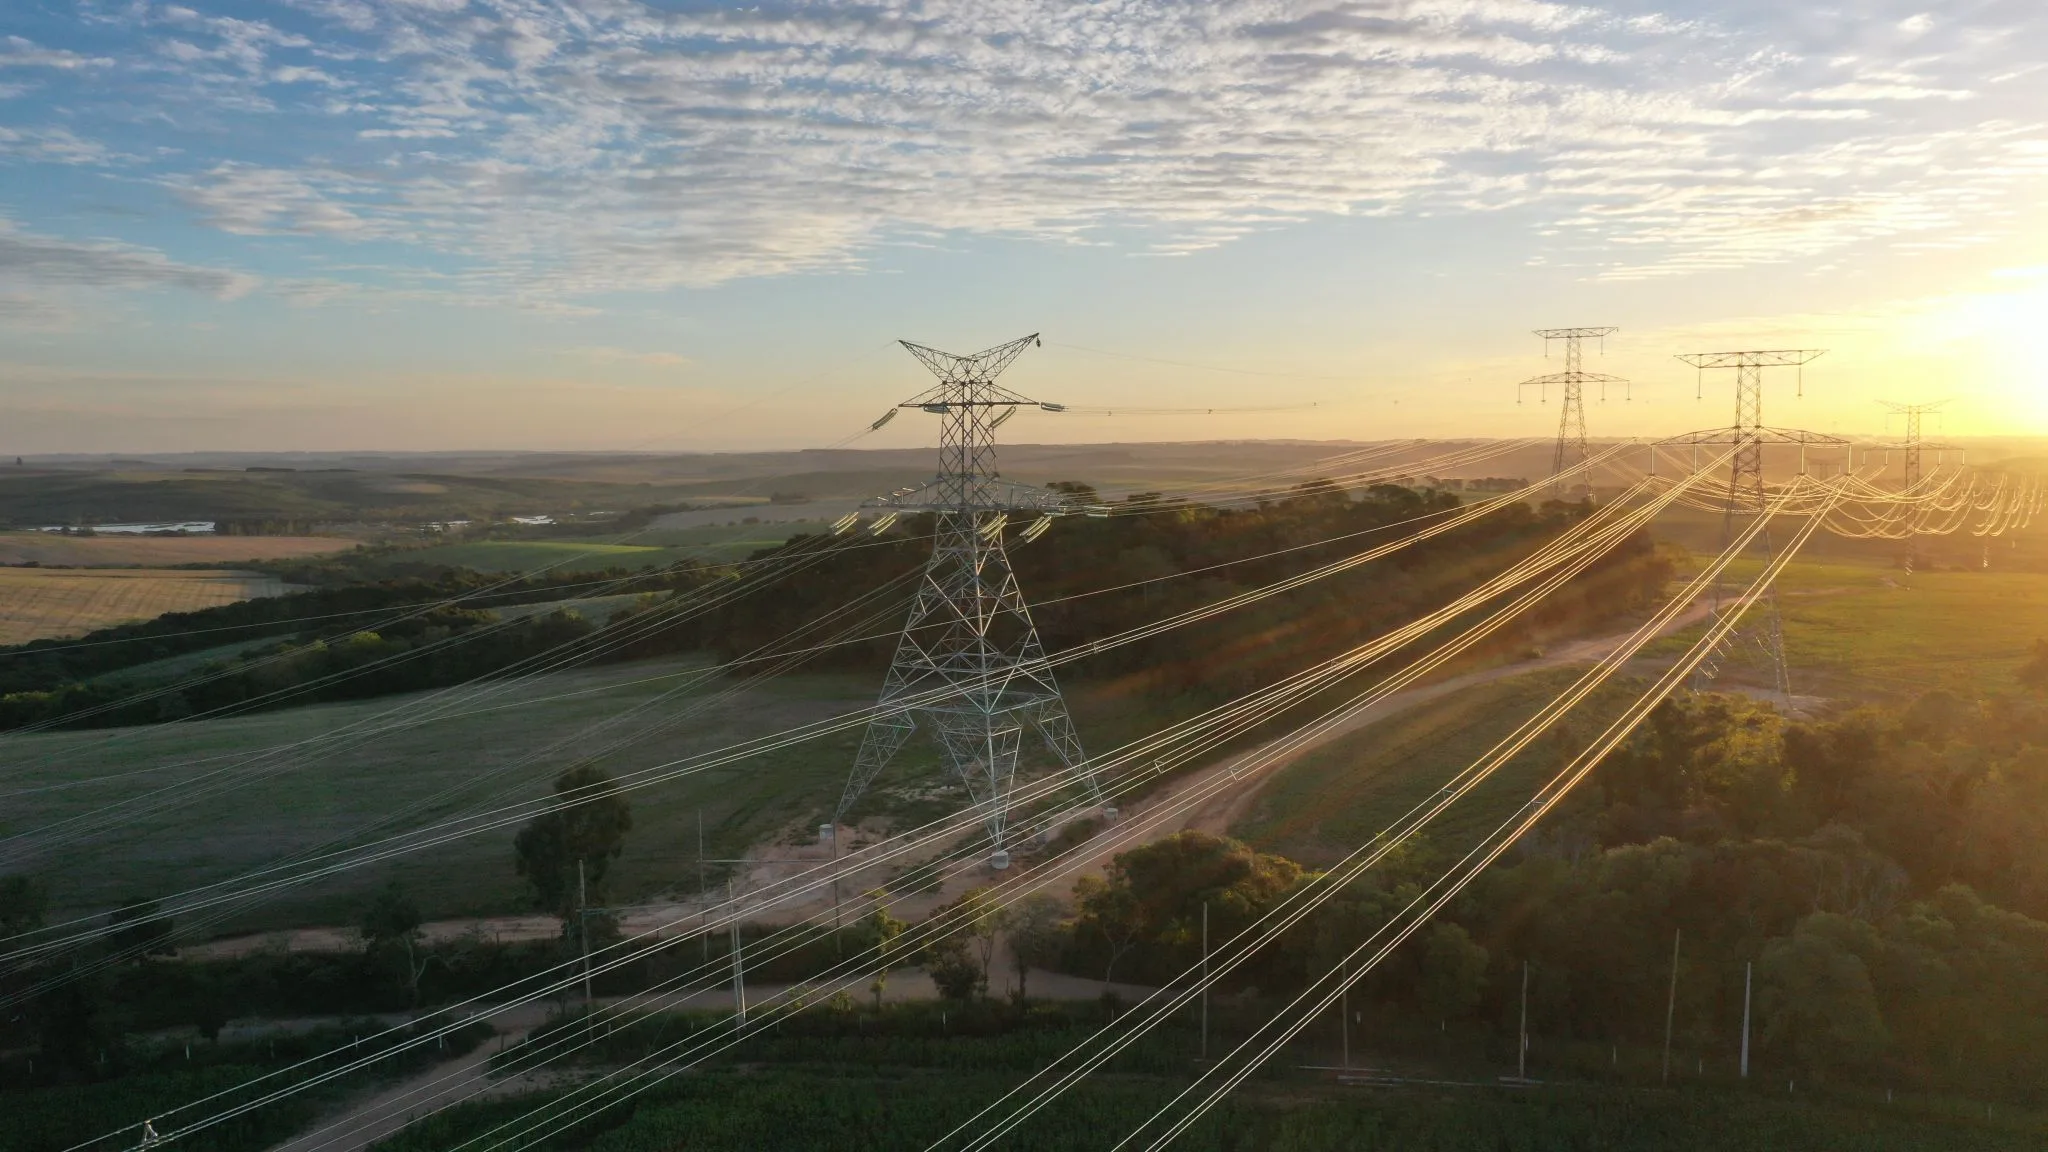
2,0,2046,455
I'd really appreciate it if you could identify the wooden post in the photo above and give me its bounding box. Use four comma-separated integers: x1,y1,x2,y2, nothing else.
1518,960,1529,1080
1740,960,1752,1079
578,859,594,1038
698,811,709,963
1199,901,1209,1062
728,877,745,1024
1340,959,1350,1072
1662,928,1682,1084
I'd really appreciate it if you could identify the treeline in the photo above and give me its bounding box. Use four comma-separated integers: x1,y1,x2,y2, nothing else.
0,565,720,730
0,483,1672,731
0,608,602,729
695,484,1676,710
1040,683,2048,1104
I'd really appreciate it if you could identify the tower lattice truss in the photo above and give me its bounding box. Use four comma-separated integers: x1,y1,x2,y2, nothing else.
836,334,1102,863
1519,327,1625,495
1663,348,1838,703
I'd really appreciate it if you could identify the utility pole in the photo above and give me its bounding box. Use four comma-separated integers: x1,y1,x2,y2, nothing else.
578,859,593,1037
1740,960,1753,1079
1518,959,1529,1080
835,334,1107,868
729,877,746,1026
1662,928,1682,1084
1663,349,1839,706
1200,901,1209,1062
697,811,710,964
1518,327,1625,497
1340,957,1350,1072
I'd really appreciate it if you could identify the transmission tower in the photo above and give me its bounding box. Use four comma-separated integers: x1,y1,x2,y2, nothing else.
1518,327,1626,496
1878,400,1955,491
835,334,1103,869
1660,349,1842,705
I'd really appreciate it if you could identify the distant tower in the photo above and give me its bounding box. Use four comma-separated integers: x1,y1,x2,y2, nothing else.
835,334,1103,867
1518,327,1625,496
1879,401,1953,491
1663,349,1840,704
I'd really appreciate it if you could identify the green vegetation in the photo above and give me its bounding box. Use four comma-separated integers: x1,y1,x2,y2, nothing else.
366,1003,2045,1151
1232,669,1638,866
0,659,878,927
0,1017,493,1152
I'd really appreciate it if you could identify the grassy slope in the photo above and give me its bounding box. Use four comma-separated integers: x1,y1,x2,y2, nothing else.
1228,669,1636,867
0,658,890,930
1642,553,2048,699
393,521,834,572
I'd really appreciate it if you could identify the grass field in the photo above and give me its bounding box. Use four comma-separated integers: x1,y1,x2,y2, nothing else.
1642,553,2048,699
0,653,1000,932
393,522,831,573
1228,669,1633,867
0,531,355,567
0,567,290,645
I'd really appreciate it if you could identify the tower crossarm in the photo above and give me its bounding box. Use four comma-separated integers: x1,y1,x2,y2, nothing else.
1657,426,1849,447
1675,349,1825,370
1533,326,1619,341
864,479,1073,514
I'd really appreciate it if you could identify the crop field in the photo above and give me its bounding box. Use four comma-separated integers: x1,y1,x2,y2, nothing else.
399,523,827,572
0,567,290,645
0,531,354,567
395,539,684,573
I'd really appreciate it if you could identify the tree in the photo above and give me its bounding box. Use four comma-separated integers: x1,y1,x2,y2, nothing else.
2021,639,2048,696
1759,913,1889,1077
0,874,45,939
1004,895,1068,1003
106,897,175,960
1416,921,1488,1024
360,880,430,1005
1073,876,1143,990
925,936,983,1002
513,763,633,927
949,886,1001,997
855,889,905,1011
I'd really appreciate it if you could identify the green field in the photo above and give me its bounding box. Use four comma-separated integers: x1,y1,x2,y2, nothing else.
0,646,1187,934
0,657,894,929
1229,669,1633,867
395,522,832,572
1644,553,2048,699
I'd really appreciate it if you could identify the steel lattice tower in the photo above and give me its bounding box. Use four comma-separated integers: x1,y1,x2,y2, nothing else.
835,334,1103,868
1662,349,1837,704
1879,401,1953,491
1518,327,1625,496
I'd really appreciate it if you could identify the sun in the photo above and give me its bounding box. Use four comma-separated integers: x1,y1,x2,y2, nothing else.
1930,278,2048,432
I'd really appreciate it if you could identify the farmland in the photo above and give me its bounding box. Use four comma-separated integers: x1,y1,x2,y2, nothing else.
0,567,290,645
392,520,834,573
0,532,355,567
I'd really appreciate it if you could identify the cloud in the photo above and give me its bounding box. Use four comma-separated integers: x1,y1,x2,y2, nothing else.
9,0,2048,296
0,126,118,165
0,218,257,299
0,35,111,70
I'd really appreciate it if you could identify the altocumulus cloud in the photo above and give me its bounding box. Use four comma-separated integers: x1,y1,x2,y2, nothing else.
3,0,2046,297
0,218,257,298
